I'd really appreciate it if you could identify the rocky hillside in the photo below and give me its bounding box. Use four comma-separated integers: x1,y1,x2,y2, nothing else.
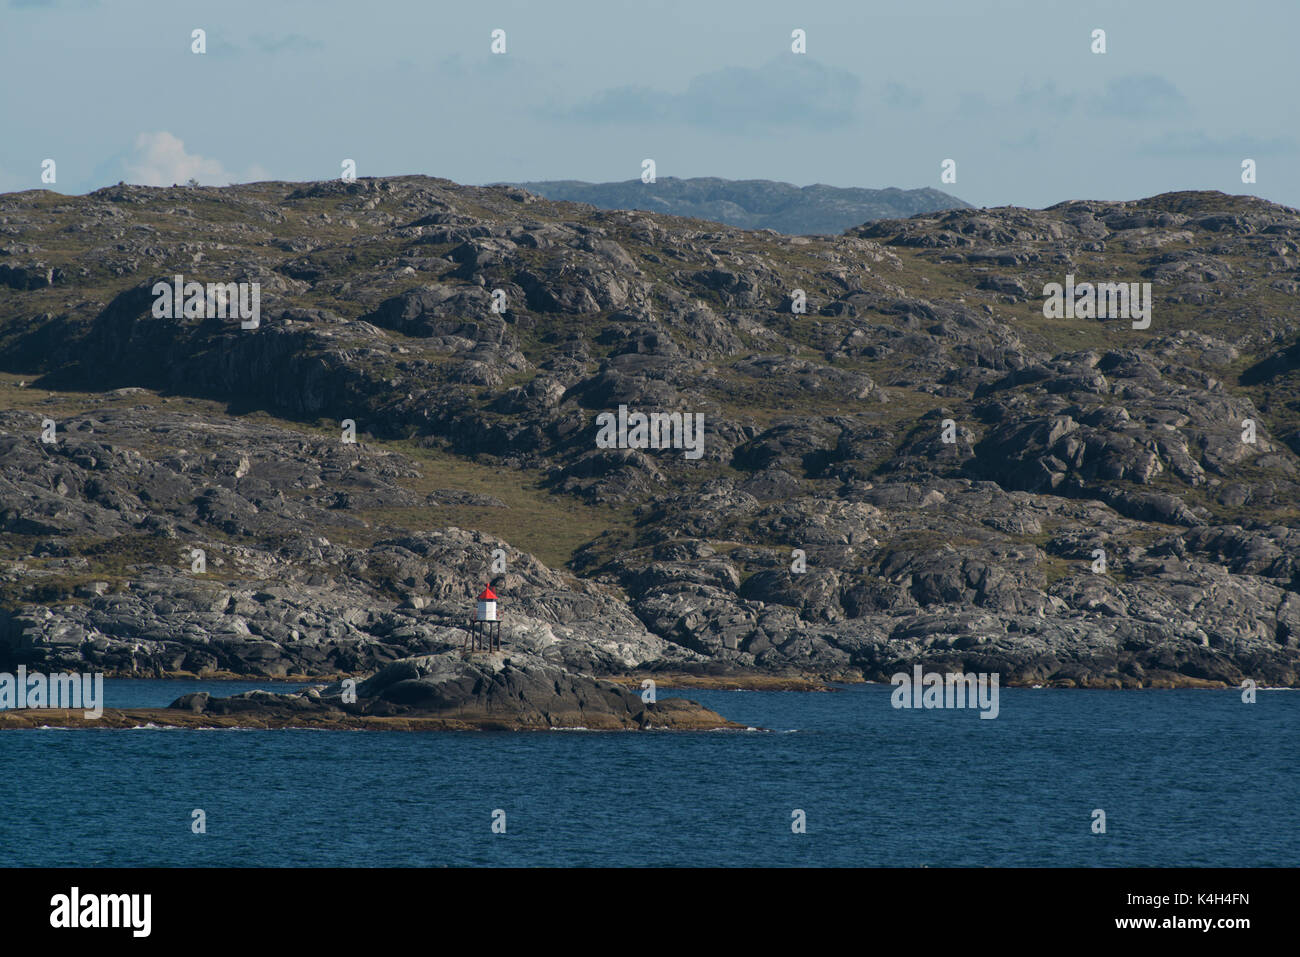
1,176,1299,688
508,177,970,235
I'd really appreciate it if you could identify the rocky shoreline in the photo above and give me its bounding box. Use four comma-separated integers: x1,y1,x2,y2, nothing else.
0,712,743,733
0,661,1256,737
0,665,1266,734
0,653,742,731
0,705,741,732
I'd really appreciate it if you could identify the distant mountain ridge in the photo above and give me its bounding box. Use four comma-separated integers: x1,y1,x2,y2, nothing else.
507,176,971,235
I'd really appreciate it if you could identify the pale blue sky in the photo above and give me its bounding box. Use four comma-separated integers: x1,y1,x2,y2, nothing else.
2,0,1296,209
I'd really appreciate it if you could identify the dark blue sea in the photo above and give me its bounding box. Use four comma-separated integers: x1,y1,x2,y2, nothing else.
1,680,1294,867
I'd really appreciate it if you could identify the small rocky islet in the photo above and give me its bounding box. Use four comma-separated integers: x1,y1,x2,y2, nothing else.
1,175,1299,723
0,652,742,731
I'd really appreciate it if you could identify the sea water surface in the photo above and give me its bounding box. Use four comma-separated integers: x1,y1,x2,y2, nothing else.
0,680,1294,867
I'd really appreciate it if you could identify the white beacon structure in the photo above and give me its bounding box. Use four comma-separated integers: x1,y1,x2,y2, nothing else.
476,585,498,622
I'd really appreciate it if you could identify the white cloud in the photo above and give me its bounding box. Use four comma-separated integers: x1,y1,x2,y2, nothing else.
123,132,239,186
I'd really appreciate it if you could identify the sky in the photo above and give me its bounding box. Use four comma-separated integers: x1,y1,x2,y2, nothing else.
1,0,1296,210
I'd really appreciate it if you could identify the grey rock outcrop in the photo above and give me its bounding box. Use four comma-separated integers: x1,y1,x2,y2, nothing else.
1,177,1298,687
